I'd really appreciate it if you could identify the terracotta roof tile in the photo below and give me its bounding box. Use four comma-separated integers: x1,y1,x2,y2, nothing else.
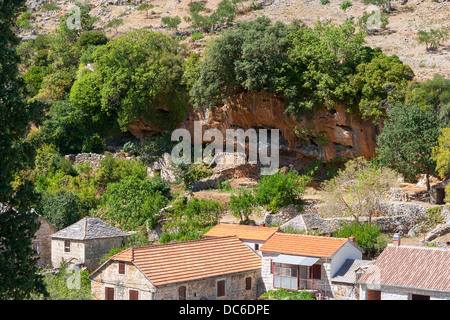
259,232,349,258
204,223,279,241
111,236,261,287
358,245,450,292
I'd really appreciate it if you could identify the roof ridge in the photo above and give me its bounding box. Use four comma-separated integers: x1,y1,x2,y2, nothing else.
215,223,279,230
274,232,348,241
132,235,239,252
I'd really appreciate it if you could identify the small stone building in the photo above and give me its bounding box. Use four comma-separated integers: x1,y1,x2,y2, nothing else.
33,215,56,268
331,258,374,300
259,233,364,299
51,217,130,272
89,236,262,300
204,223,279,254
357,235,450,300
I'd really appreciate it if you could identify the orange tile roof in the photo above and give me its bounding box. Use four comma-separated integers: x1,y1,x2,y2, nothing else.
259,233,350,258
204,223,279,241
358,245,450,292
111,236,261,287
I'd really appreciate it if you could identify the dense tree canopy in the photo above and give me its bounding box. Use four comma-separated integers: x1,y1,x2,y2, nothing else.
70,29,188,132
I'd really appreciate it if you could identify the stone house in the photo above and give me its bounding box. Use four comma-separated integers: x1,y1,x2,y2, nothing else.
33,214,56,268
89,236,262,300
357,234,450,300
203,223,279,254
330,258,374,300
51,217,130,272
259,232,364,299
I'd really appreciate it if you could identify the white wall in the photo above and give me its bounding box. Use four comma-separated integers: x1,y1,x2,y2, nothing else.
330,241,363,278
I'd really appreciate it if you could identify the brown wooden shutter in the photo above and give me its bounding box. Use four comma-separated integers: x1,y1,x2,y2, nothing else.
129,289,139,300
64,240,70,253
105,287,114,300
310,264,321,280
367,290,381,300
178,286,186,300
118,262,125,274
245,277,252,290
217,280,225,297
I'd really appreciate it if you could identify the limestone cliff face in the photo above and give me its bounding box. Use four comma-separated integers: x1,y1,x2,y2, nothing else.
127,90,379,169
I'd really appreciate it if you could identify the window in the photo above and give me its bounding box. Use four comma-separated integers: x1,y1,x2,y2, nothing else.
129,290,139,300
105,287,115,300
178,286,186,300
310,264,321,280
411,294,430,300
64,240,70,253
118,262,125,274
217,280,226,297
255,243,259,250
33,242,40,255
245,277,252,290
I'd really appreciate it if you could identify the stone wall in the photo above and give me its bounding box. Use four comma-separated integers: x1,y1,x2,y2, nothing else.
51,238,85,268
34,216,56,268
91,261,155,300
155,271,261,300
91,259,261,300
359,285,450,300
84,237,126,272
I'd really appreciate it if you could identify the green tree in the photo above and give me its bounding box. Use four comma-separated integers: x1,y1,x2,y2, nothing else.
70,30,187,132
137,3,154,18
333,221,389,258
106,18,123,34
320,158,398,224
37,190,82,231
405,74,450,126
377,103,440,190
229,190,256,223
0,0,46,299
97,177,171,231
162,16,181,31
431,128,450,179
347,52,414,121
417,28,449,52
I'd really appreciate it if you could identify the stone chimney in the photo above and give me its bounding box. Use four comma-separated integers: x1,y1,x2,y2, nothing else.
349,234,356,243
392,233,401,247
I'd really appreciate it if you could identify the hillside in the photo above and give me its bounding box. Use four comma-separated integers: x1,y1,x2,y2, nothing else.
24,0,450,81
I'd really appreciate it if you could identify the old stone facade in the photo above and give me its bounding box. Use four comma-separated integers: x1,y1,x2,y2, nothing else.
33,215,56,268
50,217,129,272
91,259,261,300
51,236,125,272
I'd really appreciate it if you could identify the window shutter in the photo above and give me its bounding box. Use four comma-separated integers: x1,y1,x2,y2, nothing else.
310,264,321,280
178,286,186,300
118,262,125,274
270,260,273,274
64,240,70,253
129,290,139,300
217,280,225,297
105,287,114,300
245,277,252,290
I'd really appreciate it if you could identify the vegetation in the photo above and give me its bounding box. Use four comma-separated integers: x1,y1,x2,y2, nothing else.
376,103,440,190
333,221,390,258
321,158,398,224
0,0,46,299
260,288,315,300
417,28,449,51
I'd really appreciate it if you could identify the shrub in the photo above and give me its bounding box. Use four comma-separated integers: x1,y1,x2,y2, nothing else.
76,30,108,48
229,190,256,222
260,288,315,300
37,190,82,231
417,28,449,51
340,0,352,10
254,169,309,212
333,221,389,257
191,31,204,41
97,176,171,231
320,0,330,4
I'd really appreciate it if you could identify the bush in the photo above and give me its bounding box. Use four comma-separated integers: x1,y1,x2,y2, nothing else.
191,31,204,41
260,288,315,300
37,190,82,231
340,0,352,10
254,169,309,212
76,30,108,48
229,190,256,222
417,28,449,51
97,176,171,231
333,221,389,257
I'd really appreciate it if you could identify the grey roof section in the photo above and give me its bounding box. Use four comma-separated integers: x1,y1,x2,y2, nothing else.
51,217,130,240
273,254,320,266
332,259,374,284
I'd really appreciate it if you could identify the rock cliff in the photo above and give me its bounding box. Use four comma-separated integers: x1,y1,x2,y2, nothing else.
127,90,379,170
